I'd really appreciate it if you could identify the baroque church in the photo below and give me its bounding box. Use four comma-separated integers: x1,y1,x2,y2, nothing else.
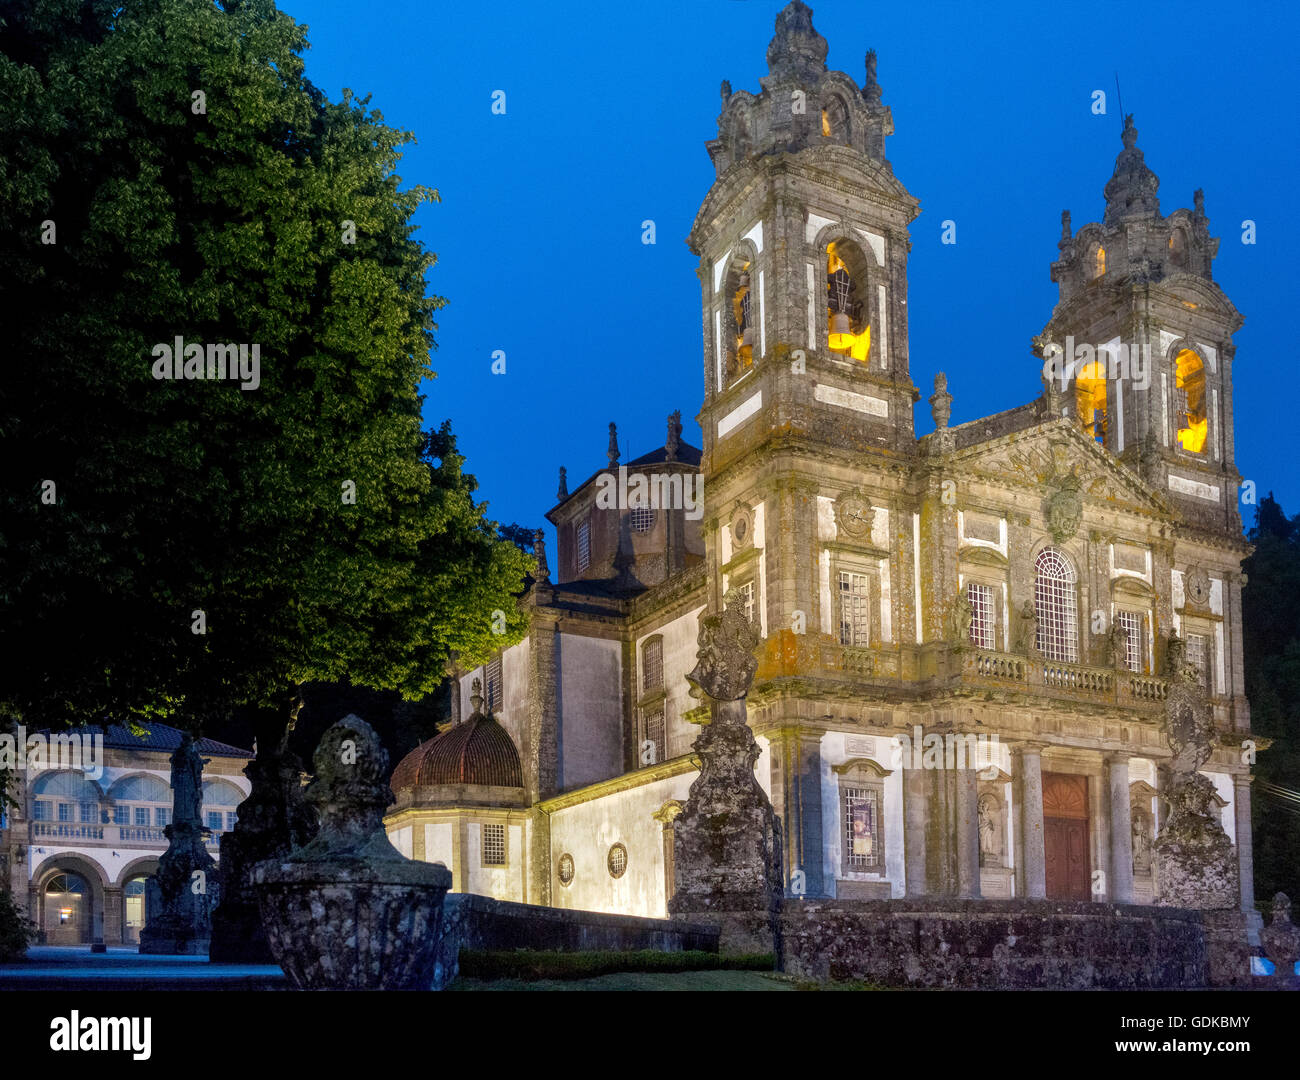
384,1,1258,928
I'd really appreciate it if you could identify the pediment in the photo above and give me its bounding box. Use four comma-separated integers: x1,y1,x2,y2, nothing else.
951,420,1176,521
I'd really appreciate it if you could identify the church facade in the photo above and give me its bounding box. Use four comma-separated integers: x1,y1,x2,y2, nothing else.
385,1,1257,928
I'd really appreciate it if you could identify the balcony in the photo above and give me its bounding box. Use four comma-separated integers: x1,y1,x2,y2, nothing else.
29,821,225,852
810,642,1171,712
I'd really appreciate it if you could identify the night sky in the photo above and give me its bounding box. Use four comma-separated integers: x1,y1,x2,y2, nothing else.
291,0,1297,545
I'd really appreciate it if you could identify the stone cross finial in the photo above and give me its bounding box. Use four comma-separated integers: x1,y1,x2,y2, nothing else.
1193,188,1205,217
685,588,760,706
666,410,682,462
607,422,619,468
557,465,568,501
1060,209,1072,244
1121,113,1137,149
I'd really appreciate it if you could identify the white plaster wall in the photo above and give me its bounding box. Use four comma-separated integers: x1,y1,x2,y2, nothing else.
637,605,706,761
390,826,413,859
1205,772,1236,846
820,731,905,898
754,735,772,800
549,772,696,918
27,846,170,888
559,633,622,790
460,637,531,757
424,822,453,867
464,822,525,902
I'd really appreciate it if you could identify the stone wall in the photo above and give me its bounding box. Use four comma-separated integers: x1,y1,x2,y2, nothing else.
437,893,718,980
780,898,1232,989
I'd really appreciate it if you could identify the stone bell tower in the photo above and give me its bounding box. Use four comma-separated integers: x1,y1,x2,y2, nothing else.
688,1,922,895
1037,114,1245,536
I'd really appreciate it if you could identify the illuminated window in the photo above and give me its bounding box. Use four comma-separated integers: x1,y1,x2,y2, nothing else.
967,582,995,650
1035,548,1078,663
631,506,654,532
485,655,502,712
1185,633,1212,694
1075,360,1108,443
1116,610,1143,672
607,843,628,879
482,823,506,866
1094,245,1106,278
838,571,871,646
642,708,665,767
576,520,590,573
826,242,871,362
729,261,755,379
822,108,831,136
822,96,848,141
641,637,663,692
1174,349,1207,454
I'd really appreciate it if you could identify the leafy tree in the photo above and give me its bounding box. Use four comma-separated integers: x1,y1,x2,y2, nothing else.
0,886,36,962
0,0,531,766
1241,494,1300,906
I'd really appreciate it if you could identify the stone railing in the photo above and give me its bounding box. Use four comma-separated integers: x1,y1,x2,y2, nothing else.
1041,660,1114,695
968,651,1028,682
32,822,104,840
1124,675,1169,702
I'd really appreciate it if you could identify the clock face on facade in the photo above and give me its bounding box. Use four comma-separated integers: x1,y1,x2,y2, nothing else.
1186,566,1211,607
731,506,753,548
836,493,874,539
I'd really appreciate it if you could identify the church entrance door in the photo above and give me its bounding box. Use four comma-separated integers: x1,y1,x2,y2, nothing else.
1042,772,1090,900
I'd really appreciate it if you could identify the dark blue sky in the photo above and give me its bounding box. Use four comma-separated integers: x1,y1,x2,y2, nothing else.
293,0,1297,544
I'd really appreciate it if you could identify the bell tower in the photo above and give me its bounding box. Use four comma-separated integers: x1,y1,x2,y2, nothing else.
1037,115,1245,535
687,7,923,900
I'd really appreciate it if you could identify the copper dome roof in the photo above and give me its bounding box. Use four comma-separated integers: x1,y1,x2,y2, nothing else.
391,712,524,792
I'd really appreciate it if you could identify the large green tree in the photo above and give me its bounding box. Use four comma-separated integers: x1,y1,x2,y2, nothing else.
1241,495,1300,907
0,0,530,742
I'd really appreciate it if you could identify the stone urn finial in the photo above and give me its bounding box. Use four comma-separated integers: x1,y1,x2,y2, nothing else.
470,677,484,718
686,588,760,706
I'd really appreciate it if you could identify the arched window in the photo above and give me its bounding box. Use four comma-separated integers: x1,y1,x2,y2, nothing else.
821,95,848,142
1035,548,1078,663
1075,360,1108,443
826,240,871,362
1094,245,1106,278
1174,348,1207,453
202,779,245,836
31,771,100,825
109,773,172,830
1168,228,1187,269
725,259,755,381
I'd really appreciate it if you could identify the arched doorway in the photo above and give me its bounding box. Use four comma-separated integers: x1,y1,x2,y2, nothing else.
44,873,91,945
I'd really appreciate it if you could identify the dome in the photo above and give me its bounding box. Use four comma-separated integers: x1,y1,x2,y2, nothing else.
391,711,523,792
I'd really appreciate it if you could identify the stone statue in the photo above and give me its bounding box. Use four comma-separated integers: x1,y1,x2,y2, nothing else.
665,410,682,462
685,588,760,706
1131,812,1151,871
978,794,1001,862
1105,617,1129,668
1059,209,1071,244
533,529,549,584
1015,600,1039,655
556,465,568,502
949,589,972,645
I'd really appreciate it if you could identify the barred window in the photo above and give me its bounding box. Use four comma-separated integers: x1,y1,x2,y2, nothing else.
485,655,503,713
557,853,575,887
967,582,994,650
631,506,654,532
607,843,628,879
1035,548,1078,662
736,581,756,627
642,637,663,692
482,823,506,866
1116,610,1143,672
1185,633,1211,694
839,571,871,646
843,786,882,871
576,520,591,573
642,707,665,767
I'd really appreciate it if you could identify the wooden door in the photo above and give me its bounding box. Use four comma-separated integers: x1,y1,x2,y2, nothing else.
1042,773,1090,900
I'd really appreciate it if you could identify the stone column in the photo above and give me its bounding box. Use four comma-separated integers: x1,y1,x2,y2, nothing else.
1017,744,1047,899
1106,754,1135,904
102,886,123,945
1233,774,1256,914
903,756,928,897
955,761,980,899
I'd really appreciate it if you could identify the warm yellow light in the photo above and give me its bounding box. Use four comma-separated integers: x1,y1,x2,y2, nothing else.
1095,246,1106,277
822,109,831,136
1174,348,1207,454
1075,362,1108,441
828,325,871,362
1177,419,1208,453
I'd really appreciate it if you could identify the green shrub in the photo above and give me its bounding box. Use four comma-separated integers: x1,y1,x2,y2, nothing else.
458,948,773,981
0,889,36,962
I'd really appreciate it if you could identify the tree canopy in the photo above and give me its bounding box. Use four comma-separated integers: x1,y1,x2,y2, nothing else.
0,0,532,738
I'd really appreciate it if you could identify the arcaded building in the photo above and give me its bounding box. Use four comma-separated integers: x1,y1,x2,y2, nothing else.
385,2,1256,927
